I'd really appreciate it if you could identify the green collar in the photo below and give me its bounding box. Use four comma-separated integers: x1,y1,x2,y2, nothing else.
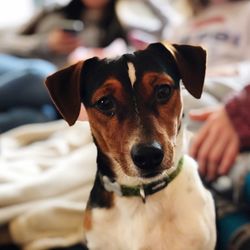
99,157,184,203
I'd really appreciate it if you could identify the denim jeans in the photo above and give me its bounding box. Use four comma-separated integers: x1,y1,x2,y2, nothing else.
0,54,57,132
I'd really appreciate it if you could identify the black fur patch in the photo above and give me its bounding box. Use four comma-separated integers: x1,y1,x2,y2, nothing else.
87,173,114,209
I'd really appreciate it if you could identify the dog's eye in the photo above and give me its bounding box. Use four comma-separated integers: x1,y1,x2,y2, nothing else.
155,85,172,103
95,96,116,116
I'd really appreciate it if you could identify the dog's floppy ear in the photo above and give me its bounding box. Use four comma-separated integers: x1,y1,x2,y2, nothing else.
149,42,206,98
45,61,83,126
45,57,99,125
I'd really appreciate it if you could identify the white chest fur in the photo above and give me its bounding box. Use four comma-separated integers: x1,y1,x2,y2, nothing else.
85,155,216,250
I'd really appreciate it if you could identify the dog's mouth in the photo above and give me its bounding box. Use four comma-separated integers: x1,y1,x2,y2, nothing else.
139,167,164,179
138,161,175,183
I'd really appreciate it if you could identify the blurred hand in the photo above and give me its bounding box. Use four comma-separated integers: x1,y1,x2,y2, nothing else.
189,106,240,181
47,30,81,55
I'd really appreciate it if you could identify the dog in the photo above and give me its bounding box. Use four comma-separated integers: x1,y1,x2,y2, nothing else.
45,42,216,250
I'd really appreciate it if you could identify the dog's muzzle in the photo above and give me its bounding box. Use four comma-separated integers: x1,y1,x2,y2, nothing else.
131,141,164,177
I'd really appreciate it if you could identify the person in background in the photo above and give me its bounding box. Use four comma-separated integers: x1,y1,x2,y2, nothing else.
0,0,127,68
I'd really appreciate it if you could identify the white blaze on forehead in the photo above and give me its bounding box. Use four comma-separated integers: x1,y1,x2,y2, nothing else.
127,62,136,87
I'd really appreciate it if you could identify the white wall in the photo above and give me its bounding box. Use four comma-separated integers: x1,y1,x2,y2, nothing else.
0,0,35,29
0,0,71,29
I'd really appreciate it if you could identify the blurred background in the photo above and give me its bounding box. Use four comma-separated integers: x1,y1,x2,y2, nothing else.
0,1,250,250
0,1,71,29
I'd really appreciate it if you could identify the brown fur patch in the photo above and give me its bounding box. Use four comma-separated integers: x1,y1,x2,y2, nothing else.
83,209,92,232
86,77,136,176
91,78,124,104
139,72,174,98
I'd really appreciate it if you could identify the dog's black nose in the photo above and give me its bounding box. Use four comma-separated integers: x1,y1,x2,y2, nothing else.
131,142,164,170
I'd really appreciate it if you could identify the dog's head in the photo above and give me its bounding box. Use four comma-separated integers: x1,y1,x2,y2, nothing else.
45,42,206,184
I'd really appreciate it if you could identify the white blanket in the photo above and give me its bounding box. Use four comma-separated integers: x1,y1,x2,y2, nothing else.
0,120,96,250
